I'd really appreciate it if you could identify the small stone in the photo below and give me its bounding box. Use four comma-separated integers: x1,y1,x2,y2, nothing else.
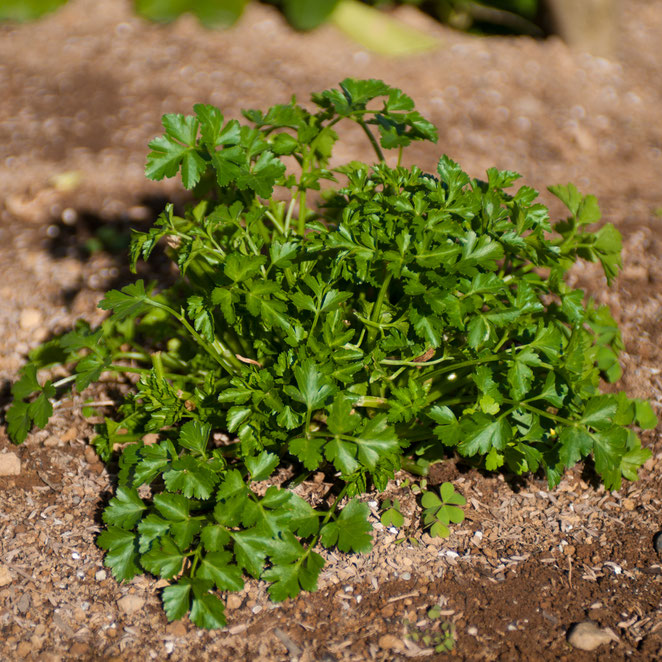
166,620,187,637
622,498,635,511
654,531,662,555
83,446,98,464
17,592,31,614
70,643,90,657
380,604,394,618
0,452,21,476
17,641,31,658
117,594,145,616
467,626,478,636
19,308,42,330
378,634,405,651
0,564,13,587
567,621,618,651
95,569,107,581
61,427,77,443
226,594,243,610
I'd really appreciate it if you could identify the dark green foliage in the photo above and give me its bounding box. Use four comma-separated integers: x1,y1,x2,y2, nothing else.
7,78,656,628
1,0,542,37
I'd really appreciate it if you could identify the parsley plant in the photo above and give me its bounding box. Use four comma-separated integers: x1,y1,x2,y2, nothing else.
7,79,656,629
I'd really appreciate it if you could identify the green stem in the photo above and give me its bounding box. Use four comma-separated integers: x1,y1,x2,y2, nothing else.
365,271,393,349
147,300,244,375
113,351,151,362
358,119,386,163
503,398,576,427
52,374,77,389
107,364,182,380
264,210,285,237
152,352,165,381
284,197,297,237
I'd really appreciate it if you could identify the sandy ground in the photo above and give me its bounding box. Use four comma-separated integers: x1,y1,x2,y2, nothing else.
0,1,661,660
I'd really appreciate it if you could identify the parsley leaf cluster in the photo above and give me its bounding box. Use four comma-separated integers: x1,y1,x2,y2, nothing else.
7,79,656,628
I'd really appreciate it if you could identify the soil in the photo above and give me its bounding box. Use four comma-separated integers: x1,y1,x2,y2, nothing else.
1,1,661,660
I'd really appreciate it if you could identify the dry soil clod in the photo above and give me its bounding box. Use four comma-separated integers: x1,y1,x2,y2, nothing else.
0,452,21,476
567,621,619,651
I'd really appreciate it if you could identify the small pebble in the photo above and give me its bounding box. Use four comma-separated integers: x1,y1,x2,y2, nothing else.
653,531,662,555
19,308,42,329
117,594,145,615
166,620,187,637
0,452,21,476
567,621,617,651
95,569,107,581
401,572,411,580
467,626,478,636
0,564,13,587
378,634,405,651
226,594,243,610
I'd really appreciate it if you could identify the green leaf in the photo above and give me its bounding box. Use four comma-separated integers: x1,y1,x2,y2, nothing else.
282,0,339,30
581,395,617,430
235,150,286,198
380,499,404,528
548,183,582,216
75,354,110,392
179,420,211,455
97,527,141,581
141,536,185,578
320,499,372,553
289,437,325,470
163,455,218,499
98,280,153,321
223,254,266,283
327,394,361,435
11,363,41,400
137,514,171,553
354,414,399,471
231,528,272,578
592,426,628,482
290,360,336,410
282,493,320,538
196,551,244,591
102,486,147,529
458,416,512,457
190,587,227,629
263,551,325,601
245,451,279,482
324,438,359,475
558,426,593,468
635,400,657,430
200,525,231,552
161,579,192,622
153,492,191,521
6,400,31,444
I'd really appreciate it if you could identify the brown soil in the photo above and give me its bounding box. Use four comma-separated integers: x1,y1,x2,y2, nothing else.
1,1,661,660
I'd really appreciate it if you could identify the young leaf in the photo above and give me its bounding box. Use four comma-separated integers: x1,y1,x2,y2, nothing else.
320,499,372,553
102,486,147,529
196,551,244,592
245,451,279,482
98,280,153,321
263,551,325,601
97,527,142,581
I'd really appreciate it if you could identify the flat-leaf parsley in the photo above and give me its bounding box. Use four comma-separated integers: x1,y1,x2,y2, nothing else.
7,79,657,628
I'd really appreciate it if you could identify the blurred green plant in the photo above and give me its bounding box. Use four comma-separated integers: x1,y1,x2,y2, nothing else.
0,0,68,22
404,607,456,652
1,0,542,37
